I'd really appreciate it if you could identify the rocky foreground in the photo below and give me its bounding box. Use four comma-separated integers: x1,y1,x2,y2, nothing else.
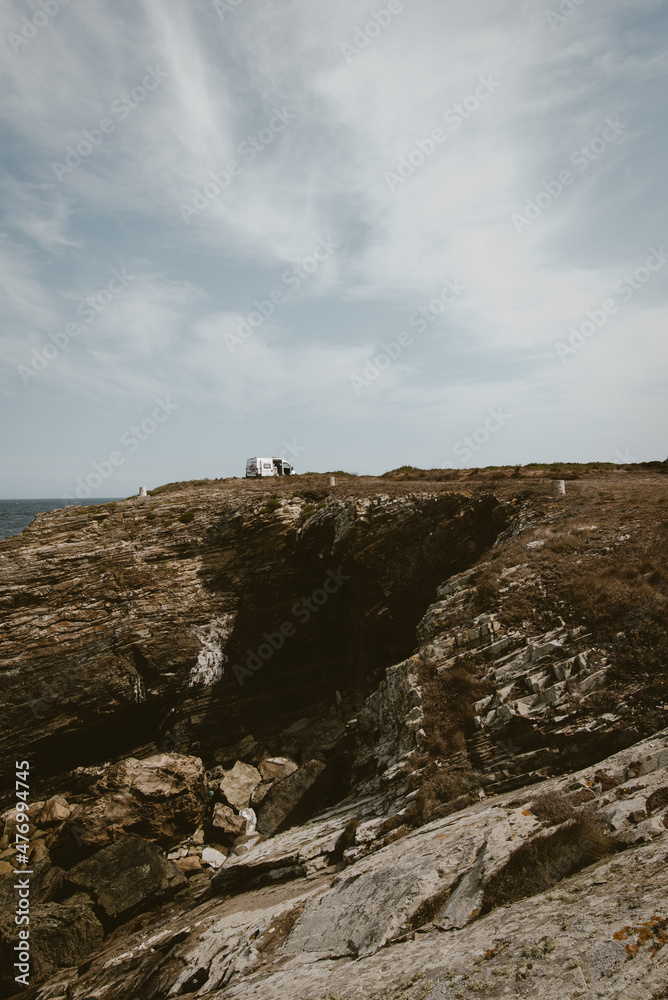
1,470,667,998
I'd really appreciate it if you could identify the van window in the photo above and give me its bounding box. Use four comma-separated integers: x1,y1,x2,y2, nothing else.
263,463,271,469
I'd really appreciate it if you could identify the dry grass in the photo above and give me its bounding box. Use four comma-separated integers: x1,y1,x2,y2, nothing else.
473,481,668,737
547,526,668,628
329,818,358,863
481,815,615,913
472,566,501,612
389,657,493,826
529,791,579,826
419,656,493,759
381,461,668,482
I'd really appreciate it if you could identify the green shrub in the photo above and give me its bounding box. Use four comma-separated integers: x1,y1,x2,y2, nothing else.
179,511,195,524
263,498,281,513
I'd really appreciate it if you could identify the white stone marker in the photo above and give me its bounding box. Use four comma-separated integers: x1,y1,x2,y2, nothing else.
138,486,147,497
552,479,566,496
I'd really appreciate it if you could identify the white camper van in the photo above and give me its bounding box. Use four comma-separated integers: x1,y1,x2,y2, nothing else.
245,457,295,478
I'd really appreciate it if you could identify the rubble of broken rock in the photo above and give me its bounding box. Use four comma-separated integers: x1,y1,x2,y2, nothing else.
4,729,668,999
1,474,668,998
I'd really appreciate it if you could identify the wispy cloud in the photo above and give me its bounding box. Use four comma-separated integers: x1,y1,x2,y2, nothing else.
1,0,667,494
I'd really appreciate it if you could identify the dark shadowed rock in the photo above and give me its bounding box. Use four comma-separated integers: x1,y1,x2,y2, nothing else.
0,901,103,991
65,836,186,923
0,859,65,915
256,760,329,835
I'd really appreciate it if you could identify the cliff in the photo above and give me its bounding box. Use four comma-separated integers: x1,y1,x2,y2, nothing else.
1,470,667,999
0,479,505,797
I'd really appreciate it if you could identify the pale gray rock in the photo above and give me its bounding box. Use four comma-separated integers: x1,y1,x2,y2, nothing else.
202,846,228,869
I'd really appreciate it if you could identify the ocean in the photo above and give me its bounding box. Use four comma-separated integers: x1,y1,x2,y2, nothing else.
0,498,121,541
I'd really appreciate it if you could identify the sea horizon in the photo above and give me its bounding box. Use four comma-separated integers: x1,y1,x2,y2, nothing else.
0,497,123,541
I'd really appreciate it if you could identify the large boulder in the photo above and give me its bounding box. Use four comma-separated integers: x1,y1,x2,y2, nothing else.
63,754,207,852
219,761,262,810
256,760,329,835
65,836,186,923
0,902,103,991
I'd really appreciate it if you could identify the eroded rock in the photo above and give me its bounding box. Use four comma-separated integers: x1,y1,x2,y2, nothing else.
37,795,71,826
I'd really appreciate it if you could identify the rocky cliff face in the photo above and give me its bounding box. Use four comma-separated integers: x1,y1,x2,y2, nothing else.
0,482,506,798
1,472,668,999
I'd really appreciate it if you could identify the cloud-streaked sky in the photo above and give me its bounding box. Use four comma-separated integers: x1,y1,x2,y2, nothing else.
1,0,666,497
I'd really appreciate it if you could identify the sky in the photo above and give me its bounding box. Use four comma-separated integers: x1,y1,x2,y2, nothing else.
0,0,666,497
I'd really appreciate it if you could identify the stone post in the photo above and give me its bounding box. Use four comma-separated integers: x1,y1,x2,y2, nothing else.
138,486,147,498
329,476,336,486
552,480,566,496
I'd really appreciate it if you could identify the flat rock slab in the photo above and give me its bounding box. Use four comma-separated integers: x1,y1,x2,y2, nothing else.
220,839,668,1000
66,835,186,922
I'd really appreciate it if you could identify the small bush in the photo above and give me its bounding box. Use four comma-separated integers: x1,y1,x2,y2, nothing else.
179,511,195,524
529,791,578,826
329,818,358,863
473,567,501,611
646,786,668,814
263,498,281,513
